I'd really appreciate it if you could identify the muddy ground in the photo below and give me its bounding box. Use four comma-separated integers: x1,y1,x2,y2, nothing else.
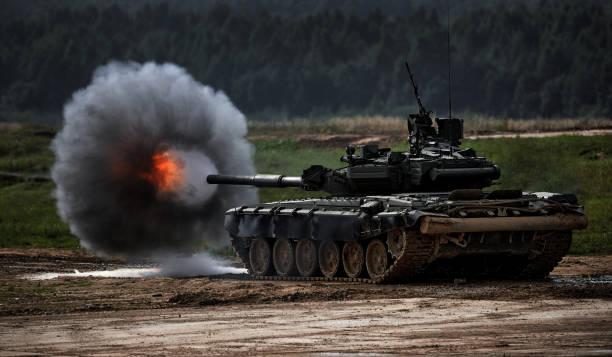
1,249,611,356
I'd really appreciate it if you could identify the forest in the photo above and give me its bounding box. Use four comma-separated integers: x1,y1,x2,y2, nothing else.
1,0,611,120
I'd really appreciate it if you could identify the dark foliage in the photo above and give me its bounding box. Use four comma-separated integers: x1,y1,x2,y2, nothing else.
1,0,610,119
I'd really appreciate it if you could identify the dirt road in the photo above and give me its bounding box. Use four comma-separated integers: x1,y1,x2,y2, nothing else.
247,129,612,148
2,297,611,356
1,249,611,356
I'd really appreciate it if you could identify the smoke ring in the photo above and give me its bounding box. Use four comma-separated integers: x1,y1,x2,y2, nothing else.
52,62,257,257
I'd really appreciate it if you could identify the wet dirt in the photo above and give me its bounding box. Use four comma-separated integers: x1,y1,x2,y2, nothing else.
0,249,611,356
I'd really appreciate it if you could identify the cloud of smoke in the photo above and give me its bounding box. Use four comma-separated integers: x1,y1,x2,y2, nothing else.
52,62,257,272
158,252,247,276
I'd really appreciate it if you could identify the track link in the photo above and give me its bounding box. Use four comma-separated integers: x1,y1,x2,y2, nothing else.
516,230,572,279
378,231,436,283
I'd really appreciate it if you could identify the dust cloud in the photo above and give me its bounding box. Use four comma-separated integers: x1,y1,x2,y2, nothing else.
51,62,256,275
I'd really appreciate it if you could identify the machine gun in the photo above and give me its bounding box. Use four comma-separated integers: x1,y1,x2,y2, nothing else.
404,62,463,153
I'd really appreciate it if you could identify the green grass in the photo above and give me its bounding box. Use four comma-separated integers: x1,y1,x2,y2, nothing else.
0,124,609,254
0,123,56,174
0,182,77,249
572,198,611,255
0,124,77,249
254,139,343,201
253,139,343,175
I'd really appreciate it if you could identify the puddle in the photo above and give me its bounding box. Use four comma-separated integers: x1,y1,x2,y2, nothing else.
23,252,248,280
579,350,612,356
550,275,612,285
26,267,161,280
24,266,247,280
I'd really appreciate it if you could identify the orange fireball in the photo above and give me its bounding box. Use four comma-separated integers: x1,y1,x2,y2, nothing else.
141,151,184,193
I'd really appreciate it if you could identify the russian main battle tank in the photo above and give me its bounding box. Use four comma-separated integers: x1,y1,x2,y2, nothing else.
206,64,587,283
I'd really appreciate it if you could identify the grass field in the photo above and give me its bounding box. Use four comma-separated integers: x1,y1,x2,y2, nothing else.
0,123,610,255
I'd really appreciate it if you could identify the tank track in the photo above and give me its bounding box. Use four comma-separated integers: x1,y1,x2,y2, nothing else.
378,231,436,283
230,231,571,284
517,230,572,279
424,231,572,280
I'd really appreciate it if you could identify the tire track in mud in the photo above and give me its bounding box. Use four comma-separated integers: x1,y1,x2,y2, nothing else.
1,298,610,356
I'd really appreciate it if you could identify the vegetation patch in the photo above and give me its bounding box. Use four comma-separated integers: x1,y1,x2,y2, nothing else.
0,124,609,254
248,116,612,137
0,182,77,249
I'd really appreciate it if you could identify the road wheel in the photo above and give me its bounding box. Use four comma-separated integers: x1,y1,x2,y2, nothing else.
342,242,365,278
296,239,319,277
366,239,389,280
318,240,342,278
273,238,297,276
249,237,273,276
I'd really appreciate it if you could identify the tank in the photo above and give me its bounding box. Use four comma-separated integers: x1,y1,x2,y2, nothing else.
206,64,587,283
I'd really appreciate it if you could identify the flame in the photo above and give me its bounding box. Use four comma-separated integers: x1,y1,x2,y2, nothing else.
141,151,184,193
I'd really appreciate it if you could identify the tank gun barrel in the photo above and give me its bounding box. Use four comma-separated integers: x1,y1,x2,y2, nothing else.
207,174,303,188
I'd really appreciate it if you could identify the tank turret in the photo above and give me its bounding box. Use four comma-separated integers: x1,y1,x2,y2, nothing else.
207,63,499,195
207,140,499,195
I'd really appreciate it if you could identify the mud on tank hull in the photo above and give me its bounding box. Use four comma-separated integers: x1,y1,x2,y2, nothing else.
224,191,587,283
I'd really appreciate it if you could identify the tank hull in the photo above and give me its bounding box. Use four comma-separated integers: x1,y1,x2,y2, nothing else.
224,191,586,283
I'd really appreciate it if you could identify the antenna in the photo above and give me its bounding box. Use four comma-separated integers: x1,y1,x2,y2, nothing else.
447,0,452,119
404,61,427,116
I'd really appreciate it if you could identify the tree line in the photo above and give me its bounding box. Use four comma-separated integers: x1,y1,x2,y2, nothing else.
1,0,610,121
